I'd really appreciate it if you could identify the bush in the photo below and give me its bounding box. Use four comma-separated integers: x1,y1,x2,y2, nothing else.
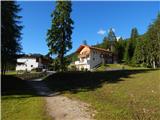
85,68,88,72
31,68,37,72
81,67,84,71
68,64,77,71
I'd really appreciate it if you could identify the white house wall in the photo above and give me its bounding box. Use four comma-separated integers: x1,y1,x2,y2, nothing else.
89,50,103,69
75,48,103,70
16,58,40,71
75,46,114,70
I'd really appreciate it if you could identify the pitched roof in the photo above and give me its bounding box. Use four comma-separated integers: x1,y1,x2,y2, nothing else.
76,45,112,53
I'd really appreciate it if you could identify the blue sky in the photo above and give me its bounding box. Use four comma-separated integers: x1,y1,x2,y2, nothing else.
18,1,159,56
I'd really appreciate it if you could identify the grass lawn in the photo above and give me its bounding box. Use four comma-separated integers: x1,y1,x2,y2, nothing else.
5,71,17,75
97,64,149,71
1,75,52,120
45,69,160,120
2,95,51,120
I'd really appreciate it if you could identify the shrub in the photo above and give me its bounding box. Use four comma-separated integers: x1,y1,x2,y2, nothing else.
68,64,77,71
81,67,84,71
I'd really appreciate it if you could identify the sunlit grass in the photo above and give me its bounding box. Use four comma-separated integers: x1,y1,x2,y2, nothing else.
97,64,149,71
63,70,160,120
2,95,52,120
5,71,17,75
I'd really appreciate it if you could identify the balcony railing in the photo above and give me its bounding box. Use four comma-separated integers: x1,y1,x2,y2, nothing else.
75,59,90,65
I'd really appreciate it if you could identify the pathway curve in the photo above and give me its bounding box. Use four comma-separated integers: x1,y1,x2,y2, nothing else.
26,73,95,120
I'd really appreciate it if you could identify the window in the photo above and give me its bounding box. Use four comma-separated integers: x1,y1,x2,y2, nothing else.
31,65,33,67
93,58,95,61
36,58,39,62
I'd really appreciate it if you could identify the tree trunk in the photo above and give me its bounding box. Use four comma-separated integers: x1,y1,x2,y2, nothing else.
60,54,64,72
4,63,7,75
60,28,65,72
153,61,156,69
1,62,7,76
1,64,4,76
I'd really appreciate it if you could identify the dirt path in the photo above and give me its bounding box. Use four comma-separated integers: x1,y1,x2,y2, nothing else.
46,95,95,120
27,78,95,120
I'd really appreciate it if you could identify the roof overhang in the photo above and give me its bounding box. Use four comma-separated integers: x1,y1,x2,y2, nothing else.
76,44,112,53
76,45,90,53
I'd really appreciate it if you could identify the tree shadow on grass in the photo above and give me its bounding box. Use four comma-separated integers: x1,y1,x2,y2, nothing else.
1,69,157,97
1,75,37,97
43,69,157,94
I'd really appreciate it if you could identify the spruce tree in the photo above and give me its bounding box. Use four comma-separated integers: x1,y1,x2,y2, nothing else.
131,28,139,40
83,40,88,45
146,13,160,68
132,36,147,66
123,40,130,64
46,1,74,71
102,36,110,49
130,28,139,58
107,28,118,63
116,37,126,63
1,1,23,75
132,13,160,68
107,28,117,53
124,28,139,64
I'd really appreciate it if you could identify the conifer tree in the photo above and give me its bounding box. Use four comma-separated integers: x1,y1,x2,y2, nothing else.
107,28,119,63
132,36,147,66
1,1,22,75
47,1,74,71
132,13,160,68
146,13,160,68
116,37,126,63
83,40,88,45
124,28,139,63
107,28,117,53
102,36,110,49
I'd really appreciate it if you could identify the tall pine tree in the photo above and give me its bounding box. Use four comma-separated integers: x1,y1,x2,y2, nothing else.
107,28,117,52
116,37,126,63
1,1,23,75
83,40,88,45
124,28,139,64
132,13,160,68
132,35,147,66
107,28,118,63
102,36,110,49
146,13,160,68
47,1,74,71
131,28,139,40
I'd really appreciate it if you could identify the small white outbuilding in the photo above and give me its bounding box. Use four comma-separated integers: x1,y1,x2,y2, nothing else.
16,54,50,71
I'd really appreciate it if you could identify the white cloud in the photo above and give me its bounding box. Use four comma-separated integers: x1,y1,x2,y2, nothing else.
97,29,106,35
